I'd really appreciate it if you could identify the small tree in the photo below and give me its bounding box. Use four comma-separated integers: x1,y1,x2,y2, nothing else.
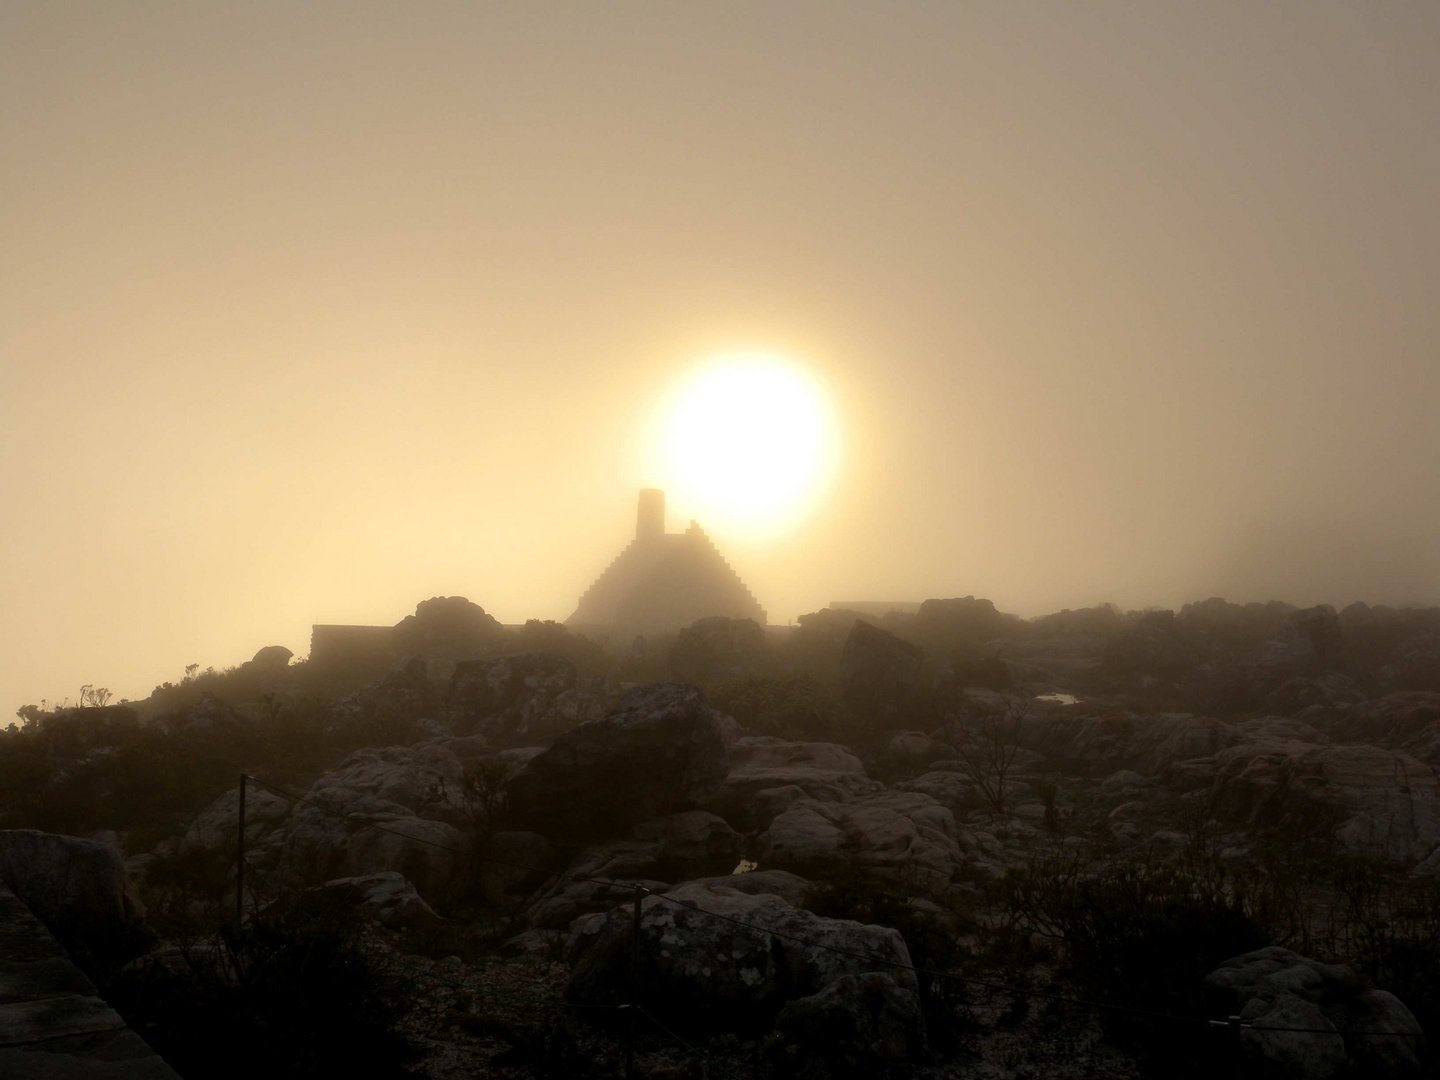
79,684,112,708
943,699,1028,816
459,758,510,843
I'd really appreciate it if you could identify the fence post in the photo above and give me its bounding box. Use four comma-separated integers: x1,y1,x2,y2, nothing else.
626,884,643,1080
1229,1014,1243,1079
235,773,247,928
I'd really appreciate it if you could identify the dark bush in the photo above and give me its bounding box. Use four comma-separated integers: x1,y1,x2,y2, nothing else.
117,890,412,1079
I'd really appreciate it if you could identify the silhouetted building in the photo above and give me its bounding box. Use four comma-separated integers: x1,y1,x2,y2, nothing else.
309,624,397,669
828,601,921,617
568,489,766,634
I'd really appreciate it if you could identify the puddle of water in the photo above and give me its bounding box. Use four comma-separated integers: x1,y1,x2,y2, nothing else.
1034,693,1080,706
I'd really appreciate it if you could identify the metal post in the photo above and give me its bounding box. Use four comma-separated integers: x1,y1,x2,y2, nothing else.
1229,1014,1243,1079
626,884,642,1080
235,773,247,928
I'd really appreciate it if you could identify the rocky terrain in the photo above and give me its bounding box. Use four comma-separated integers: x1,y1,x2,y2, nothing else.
4,595,1440,1078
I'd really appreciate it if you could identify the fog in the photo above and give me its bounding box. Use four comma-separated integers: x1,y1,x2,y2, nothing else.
3,2,1437,715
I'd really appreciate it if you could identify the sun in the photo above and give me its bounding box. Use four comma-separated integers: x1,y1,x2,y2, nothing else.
649,352,839,537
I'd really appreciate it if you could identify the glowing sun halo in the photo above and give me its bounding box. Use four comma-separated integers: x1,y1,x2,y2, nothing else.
652,353,839,537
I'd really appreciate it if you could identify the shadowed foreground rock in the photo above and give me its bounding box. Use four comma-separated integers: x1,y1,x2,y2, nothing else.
0,881,178,1079
0,831,146,964
1205,946,1425,1080
565,879,922,1043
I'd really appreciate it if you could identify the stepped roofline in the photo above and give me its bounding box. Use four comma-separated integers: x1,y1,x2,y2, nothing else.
567,490,766,632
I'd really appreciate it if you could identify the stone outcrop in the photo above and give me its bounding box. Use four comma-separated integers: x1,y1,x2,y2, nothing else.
270,742,473,903
1208,741,1440,865
756,790,966,890
447,652,597,743
392,596,508,661
565,879,919,1031
327,659,436,737
181,739,591,907
506,684,734,843
840,620,924,725
243,644,293,674
0,881,178,1078
313,871,441,929
707,736,879,831
1205,947,1424,1080
668,616,769,684
0,830,146,962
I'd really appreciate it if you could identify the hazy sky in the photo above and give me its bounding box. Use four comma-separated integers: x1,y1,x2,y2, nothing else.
4,2,1438,713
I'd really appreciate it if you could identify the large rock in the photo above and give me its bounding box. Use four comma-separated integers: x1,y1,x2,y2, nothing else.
0,830,146,961
839,620,925,727
270,742,473,904
1267,673,1368,716
708,736,879,831
314,871,441,929
1208,741,1440,865
756,790,965,890
327,658,437,740
447,652,595,743
1104,610,1203,678
180,783,293,857
392,596,507,661
505,684,733,843
520,813,740,928
565,879,919,1031
914,595,1006,650
1205,947,1424,1079
1326,692,1440,763
668,616,769,684
632,811,742,880
244,644,293,674
1027,709,1240,778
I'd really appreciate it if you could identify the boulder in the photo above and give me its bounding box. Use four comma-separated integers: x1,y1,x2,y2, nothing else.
327,658,436,740
506,684,733,843
1205,947,1424,1079
315,871,441,929
668,617,769,683
246,645,294,673
1027,709,1239,779
839,620,925,727
895,768,979,816
685,869,814,908
632,811,742,880
1104,611,1203,678
272,742,472,903
0,830,146,961
756,790,965,890
1327,692,1440,763
709,736,879,831
565,880,918,1031
1267,673,1368,716
914,596,1006,649
1381,637,1440,693
1208,741,1440,865
392,596,507,661
180,783,293,857
446,652,601,743
518,814,740,928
